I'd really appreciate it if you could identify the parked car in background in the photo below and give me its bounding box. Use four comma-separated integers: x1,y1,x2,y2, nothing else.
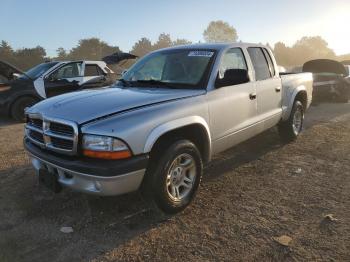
0,60,24,84
303,59,350,103
24,43,313,213
0,60,114,121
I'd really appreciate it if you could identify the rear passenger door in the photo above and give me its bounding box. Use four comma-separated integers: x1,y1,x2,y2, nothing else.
247,47,282,126
81,64,107,89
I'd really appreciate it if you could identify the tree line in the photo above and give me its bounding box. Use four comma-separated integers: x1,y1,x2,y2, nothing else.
0,20,348,71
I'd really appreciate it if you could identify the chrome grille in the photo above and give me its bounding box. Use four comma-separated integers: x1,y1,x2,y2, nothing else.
25,114,78,155
29,130,44,143
49,122,74,136
28,118,43,129
51,137,74,150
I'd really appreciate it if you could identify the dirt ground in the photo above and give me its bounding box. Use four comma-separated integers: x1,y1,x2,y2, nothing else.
0,103,349,262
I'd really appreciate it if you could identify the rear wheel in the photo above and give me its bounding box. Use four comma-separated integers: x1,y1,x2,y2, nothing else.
278,100,304,142
143,140,203,214
11,96,38,122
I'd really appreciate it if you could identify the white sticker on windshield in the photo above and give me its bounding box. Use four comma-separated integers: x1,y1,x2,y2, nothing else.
188,51,214,57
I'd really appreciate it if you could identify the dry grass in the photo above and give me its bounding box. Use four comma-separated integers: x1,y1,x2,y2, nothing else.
0,103,349,261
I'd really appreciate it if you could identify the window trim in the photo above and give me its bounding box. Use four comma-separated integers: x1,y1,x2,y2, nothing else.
262,48,275,77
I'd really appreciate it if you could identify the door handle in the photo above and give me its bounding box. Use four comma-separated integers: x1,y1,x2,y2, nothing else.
275,87,281,92
249,92,257,100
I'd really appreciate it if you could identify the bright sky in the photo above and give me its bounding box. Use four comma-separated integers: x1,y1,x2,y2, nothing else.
1,0,349,56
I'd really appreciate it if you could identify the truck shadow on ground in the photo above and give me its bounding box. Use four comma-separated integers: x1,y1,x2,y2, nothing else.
204,128,282,182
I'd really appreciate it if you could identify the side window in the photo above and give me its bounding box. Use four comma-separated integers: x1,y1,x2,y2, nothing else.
247,47,271,81
51,62,82,80
85,64,102,77
262,48,275,77
219,48,247,78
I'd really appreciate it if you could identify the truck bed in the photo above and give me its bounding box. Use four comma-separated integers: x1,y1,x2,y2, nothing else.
280,72,313,120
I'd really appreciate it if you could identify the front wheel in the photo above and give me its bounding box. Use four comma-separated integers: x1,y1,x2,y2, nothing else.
11,96,38,122
144,140,203,214
278,100,304,142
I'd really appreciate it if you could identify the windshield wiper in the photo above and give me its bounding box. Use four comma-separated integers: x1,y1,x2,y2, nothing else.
134,79,177,88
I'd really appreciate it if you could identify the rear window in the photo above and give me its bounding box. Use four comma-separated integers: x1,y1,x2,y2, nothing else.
85,65,102,76
248,47,271,81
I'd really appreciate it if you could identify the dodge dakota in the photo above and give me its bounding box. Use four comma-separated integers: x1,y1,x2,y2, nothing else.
24,43,313,213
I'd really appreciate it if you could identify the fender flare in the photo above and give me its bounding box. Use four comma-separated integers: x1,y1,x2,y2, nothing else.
282,86,307,121
143,116,212,161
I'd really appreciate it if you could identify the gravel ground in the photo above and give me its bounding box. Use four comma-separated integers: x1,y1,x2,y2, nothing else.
0,103,349,262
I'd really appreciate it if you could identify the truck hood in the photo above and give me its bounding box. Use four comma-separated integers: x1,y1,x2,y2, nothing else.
303,59,347,76
102,52,138,65
0,60,24,80
29,87,205,124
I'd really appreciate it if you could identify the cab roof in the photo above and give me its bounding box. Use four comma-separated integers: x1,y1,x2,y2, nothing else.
158,42,268,52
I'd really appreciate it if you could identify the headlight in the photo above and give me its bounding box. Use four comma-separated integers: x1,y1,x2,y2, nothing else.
82,134,131,160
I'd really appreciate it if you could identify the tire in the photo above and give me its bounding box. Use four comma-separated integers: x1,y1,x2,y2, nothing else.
278,100,304,143
11,96,38,122
143,140,203,214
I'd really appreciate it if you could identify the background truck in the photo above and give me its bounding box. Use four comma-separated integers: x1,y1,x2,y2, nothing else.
24,43,313,214
303,59,350,103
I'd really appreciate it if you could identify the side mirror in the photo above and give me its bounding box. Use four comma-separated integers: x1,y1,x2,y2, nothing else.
12,73,21,79
215,69,250,88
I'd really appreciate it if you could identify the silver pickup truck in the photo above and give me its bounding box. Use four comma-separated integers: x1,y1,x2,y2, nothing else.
24,43,313,213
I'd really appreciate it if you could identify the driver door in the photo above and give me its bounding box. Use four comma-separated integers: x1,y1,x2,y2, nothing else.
207,48,258,154
44,62,83,97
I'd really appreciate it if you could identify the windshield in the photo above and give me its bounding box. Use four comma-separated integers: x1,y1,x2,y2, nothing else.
120,49,216,89
24,62,59,79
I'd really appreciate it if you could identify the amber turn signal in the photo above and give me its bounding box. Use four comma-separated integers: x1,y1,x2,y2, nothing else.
83,150,131,160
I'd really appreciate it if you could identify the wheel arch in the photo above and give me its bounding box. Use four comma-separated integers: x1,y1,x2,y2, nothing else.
144,116,212,163
282,86,308,121
8,92,41,116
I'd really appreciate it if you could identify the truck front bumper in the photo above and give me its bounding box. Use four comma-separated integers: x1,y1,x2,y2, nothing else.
24,138,149,196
